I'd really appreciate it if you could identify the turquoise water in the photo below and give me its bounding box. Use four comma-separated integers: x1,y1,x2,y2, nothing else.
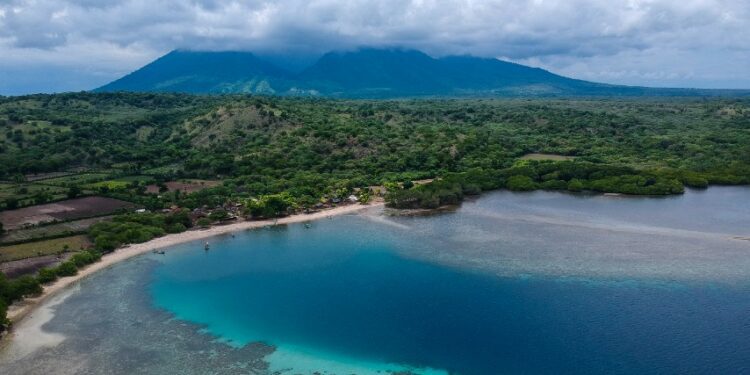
148,187,750,374
3,187,750,374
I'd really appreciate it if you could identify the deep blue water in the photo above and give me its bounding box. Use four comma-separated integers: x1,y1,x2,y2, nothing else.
149,187,750,374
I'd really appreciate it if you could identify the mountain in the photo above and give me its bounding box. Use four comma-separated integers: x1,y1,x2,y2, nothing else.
297,48,620,97
96,50,294,94
96,48,747,98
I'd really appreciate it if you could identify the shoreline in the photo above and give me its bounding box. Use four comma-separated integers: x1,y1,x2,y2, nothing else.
4,202,382,332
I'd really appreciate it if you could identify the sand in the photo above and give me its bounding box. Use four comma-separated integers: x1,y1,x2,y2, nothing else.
5,202,382,327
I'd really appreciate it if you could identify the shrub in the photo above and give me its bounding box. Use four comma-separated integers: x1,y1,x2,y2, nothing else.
541,180,567,190
208,208,229,221
567,179,585,192
680,174,709,188
55,261,78,277
166,223,187,233
71,251,100,268
37,268,58,284
0,299,7,327
506,175,537,191
0,275,42,303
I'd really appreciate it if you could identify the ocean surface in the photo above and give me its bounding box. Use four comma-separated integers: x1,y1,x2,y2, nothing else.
2,187,750,374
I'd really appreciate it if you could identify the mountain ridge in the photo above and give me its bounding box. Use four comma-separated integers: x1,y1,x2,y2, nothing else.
96,48,750,98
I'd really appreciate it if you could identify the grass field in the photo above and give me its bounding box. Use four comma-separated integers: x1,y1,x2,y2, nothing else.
85,175,155,190
0,235,91,262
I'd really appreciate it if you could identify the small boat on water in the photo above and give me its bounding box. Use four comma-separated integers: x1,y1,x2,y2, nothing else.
204,242,210,251
152,250,165,255
304,223,311,229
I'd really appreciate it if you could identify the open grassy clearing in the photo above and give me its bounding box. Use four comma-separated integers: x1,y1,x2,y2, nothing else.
0,235,91,262
85,175,155,190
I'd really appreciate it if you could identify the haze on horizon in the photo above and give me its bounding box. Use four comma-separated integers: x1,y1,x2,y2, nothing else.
0,0,748,96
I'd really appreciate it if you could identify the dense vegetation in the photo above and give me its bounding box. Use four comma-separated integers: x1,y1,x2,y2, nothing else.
1,92,748,209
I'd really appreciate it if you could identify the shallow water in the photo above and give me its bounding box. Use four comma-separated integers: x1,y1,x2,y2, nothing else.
2,187,750,374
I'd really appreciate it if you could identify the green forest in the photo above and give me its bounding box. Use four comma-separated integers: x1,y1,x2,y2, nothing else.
1,93,748,209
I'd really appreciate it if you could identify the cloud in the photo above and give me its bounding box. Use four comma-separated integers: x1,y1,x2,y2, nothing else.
0,0,748,94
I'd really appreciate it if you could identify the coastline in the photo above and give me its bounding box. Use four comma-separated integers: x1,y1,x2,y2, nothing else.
4,202,382,331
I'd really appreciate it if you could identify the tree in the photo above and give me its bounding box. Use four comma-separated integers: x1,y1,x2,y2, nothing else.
4,198,18,209
67,185,82,199
245,193,297,218
33,190,52,204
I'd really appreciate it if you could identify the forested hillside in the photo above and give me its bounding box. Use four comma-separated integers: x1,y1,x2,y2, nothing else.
0,92,749,209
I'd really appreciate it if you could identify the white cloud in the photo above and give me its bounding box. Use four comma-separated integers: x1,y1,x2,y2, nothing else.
0,0,748,94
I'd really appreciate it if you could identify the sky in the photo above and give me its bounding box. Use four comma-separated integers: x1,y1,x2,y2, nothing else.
0,0,748,95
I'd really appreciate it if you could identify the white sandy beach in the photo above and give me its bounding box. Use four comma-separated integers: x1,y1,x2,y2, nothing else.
5,202,382,328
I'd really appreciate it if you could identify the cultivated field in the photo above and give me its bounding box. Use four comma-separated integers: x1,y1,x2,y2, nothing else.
0,196,136,230
36,172,110,186
0,254,73,278
23,171,75,182
0,215,114,244
0,235,91,262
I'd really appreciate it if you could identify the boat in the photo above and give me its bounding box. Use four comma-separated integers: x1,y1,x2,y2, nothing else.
204,242,210,251
304,223,311,229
